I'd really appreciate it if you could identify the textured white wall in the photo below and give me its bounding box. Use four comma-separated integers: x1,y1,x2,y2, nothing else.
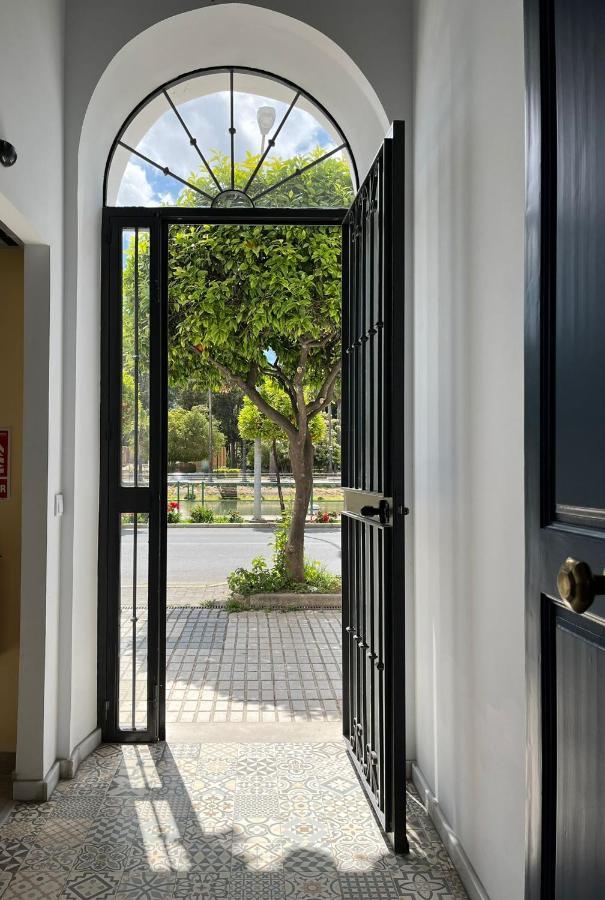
0,0,65,781
412,1,525,898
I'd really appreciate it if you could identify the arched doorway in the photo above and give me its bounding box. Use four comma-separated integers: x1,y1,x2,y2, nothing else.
99,61,408,850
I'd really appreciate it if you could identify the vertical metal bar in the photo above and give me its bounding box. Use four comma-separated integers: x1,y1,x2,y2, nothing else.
131,228,140,728
229,69,235,191
387,122,407,852
157,216,169,741
370,172,378,493
341,517,350,742
378,527,386,815
377,155,385,494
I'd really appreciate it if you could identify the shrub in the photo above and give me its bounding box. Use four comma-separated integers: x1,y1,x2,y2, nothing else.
228,511,244,523
167,501,181,523
190,505,214,523
227,514,341,596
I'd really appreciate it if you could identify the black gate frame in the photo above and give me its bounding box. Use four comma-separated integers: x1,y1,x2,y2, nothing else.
341,122,407,853
99,206,347,743
98,129,406,850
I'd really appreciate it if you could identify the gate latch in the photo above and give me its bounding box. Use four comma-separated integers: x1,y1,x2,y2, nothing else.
360,498,390,525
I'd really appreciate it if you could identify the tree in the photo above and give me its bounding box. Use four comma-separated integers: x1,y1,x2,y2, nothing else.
167,405,225,468
169,152,349,581
238,381,327,511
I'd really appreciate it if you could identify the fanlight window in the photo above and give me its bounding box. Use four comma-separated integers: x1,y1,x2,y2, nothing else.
105,67,357,209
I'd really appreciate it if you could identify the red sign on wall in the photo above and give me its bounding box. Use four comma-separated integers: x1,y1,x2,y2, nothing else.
0,429,10,501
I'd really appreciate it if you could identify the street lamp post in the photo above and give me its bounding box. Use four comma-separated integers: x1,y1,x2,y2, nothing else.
257,106,276,154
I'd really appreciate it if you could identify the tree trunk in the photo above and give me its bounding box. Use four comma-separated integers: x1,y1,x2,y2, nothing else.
285,432,314,582
273,439,285,511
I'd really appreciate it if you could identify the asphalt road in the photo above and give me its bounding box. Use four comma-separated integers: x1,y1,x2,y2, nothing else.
122,526,342,583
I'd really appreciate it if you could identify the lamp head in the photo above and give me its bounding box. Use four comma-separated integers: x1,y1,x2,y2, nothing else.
256,106,276,137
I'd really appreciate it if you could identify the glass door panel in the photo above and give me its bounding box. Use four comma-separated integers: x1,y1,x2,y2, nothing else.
100,213,161,743
119,513,150,731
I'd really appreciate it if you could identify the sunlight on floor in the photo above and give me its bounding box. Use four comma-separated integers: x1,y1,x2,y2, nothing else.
0,741,467,898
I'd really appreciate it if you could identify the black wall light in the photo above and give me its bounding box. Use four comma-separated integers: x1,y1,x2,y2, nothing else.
0,141,17,167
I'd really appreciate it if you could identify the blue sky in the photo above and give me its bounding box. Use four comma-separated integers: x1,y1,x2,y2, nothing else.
116,88,341,206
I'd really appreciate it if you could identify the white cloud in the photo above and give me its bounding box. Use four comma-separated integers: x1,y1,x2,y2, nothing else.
116,162,156,206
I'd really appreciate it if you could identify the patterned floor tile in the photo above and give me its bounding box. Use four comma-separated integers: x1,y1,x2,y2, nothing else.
61,873,121,899
34,820,93,851
229,870,286,900
3,868,67,898
0,736,467,900
115,871,176,899
283,871,342,899
337,871,400,900
172,874,230,900
0,841,32,873
127,840,189,874
73,843,130,874
22,847,78,872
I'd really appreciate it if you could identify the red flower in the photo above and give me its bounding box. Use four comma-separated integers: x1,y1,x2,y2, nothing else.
169,501,179,510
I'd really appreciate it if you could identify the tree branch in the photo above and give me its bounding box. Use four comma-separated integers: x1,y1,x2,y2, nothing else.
191,345,298,439
305,359,342,417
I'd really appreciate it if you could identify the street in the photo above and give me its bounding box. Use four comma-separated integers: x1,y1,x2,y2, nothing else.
121,525,342,583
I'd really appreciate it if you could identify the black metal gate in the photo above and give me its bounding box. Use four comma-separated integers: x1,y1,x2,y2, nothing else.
99,127,407,849
341,122,407,852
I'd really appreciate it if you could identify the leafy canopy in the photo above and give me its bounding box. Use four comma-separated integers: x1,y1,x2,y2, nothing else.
178,149,354,210
168,220,342,409
167,405,226,465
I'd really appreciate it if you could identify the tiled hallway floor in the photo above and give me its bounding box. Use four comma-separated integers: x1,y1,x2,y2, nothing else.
121,610,342,728
0,742,467,899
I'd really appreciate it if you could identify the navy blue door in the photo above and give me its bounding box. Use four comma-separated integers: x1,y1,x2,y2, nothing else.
525,2,605,896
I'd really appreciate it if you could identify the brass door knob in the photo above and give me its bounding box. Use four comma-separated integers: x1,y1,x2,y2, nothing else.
556,557,605,614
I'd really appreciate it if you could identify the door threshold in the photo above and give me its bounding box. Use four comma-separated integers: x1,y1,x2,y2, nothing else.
165,721,342,743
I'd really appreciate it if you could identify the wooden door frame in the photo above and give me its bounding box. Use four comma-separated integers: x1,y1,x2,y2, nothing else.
524,0,558,895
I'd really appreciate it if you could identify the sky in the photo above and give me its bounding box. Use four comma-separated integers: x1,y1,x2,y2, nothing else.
115,86,344,206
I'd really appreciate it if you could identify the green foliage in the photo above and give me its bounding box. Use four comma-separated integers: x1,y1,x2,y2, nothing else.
178,149,354,210
190,505,214,523
167,405,226,465
227,513,341,595
227,556,287,596
168,221,341,392
228,511,244,523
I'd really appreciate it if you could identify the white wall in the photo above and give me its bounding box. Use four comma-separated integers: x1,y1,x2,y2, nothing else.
0,0,65,781
412,1,525,898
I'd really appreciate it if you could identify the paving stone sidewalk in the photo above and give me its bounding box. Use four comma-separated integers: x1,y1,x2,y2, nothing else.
120,609,342,727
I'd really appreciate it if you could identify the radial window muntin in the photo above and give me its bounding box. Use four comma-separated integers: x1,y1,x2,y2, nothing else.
104,66,358,209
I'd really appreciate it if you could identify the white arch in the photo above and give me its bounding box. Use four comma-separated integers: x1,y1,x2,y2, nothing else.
65,3,389,758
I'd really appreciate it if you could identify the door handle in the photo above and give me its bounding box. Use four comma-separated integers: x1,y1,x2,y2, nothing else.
557,557,605,614
360,499,390,525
